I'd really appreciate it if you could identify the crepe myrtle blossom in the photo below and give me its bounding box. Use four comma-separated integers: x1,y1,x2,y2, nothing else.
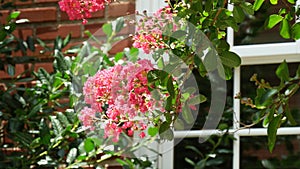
79,59,170,142
133,6,177,54
58,0,111,24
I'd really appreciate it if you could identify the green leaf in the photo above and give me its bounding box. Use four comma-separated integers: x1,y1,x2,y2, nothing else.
50,116,63,136
114,52,124,62
224,18,239,32
54,36,63,50
287,0,295,4
204,0,213,12
267,14,283,29
54,52,68,72
185,157,196,166
159,121,170,134
233,6,245,23
28,99,47,117
267,114,282,152
63,34,71,47
280,19,291,39
255,88,277,109
14,132,33,148
157,57,164,69
206,158,224,166
57,112,70,127
182,103,194,124
188,94,207,105
284,103,297,126
240,2,254,15
267,106,276,124
195,159,206,168
263,115,270,128
114,17,124,33
165,96,173,111
171,30,187,39
125,48,139,62
7,11,20,21
167,77,175,97
66,148,77,164
253,0,265,11
27,36,35,52
261,160,277,169
0,31,7,41
203,49,218,71
292,23,300,40
174,119,185,130
276,60,289,82
220,51,241,68
102,23,113,37
185,145,203,156
148,127,159,137
84,138,94,153
216,63,229,80
270,0,278,5
91,137,103,146
159,127,174,141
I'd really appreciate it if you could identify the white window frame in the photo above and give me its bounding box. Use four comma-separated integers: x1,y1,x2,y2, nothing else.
135,1,300,169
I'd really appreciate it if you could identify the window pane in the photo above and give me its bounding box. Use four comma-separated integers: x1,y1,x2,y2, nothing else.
173,77,233,169
234,1,293,45
241,135,300,169
174,137,233,169
240,63,300,127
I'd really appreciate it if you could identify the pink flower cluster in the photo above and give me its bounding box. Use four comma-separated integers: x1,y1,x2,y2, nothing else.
133,6,177,54
58,0,110,24
79,59,165,142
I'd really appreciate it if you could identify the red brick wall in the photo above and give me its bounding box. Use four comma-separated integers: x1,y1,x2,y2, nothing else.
0,0,135,79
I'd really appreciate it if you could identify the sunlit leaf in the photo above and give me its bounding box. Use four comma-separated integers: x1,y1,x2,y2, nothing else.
57,112,70,127
291,23,300,40
114,52,124,62
7,11,20,21
267,14,283,29
253,0,265,11
84,138,94,153
66,148,77,164
280,19,291,39
50,116,63,136
270,0,278,5
148,127,159,137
